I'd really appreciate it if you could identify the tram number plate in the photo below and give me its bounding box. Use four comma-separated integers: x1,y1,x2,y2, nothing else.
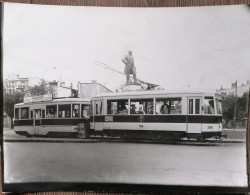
208,126,213,129
105,116,113,122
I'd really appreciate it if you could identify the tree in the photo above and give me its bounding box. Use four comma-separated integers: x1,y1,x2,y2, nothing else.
28,79,54,96
222,92,249,127
4,92,24,128
236,92,249,120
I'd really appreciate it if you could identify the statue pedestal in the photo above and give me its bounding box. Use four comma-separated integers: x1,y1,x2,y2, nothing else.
123,84,142,91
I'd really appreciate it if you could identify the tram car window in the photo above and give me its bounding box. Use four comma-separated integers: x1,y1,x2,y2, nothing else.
204,97,215,114
156,98,182,114
14,108,19,119
195,99,200,114
89,101,93,116
42,110,45,118
81,104,90,118
189,99,193,114
107,99,128,115
72,104,80,117
58,104,71,118
216,98,222,115
95,100,103,115
30,110,33,119
21,107,29,119
46,105,57,118
130,99,153,114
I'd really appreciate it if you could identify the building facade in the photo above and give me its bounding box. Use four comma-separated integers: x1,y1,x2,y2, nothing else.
217,80,250,97
4,74,29,94
48,81,77,98
77,80,112,99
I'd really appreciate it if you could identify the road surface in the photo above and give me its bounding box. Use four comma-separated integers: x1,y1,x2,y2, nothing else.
3,138,247,187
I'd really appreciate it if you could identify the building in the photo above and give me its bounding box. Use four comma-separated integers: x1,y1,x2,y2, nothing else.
77,80,112,99
48,81,77,98
217,80,250,97
4,74,29,94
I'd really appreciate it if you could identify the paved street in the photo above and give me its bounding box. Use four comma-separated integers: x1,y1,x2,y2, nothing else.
3,130,247,187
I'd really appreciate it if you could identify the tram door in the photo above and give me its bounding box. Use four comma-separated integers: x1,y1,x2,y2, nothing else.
187,97,202,134
33,109,42,135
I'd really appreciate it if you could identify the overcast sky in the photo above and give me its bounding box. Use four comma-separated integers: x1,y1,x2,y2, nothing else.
3,3,250,91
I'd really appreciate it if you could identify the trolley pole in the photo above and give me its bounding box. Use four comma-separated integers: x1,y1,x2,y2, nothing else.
233,80,237,130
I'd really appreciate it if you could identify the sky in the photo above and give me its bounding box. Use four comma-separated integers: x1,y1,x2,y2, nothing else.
3,3,250,91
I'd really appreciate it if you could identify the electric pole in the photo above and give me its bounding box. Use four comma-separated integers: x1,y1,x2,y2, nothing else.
233,80,237,130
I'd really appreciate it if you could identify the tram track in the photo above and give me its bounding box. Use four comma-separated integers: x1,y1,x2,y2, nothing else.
3,135,244,145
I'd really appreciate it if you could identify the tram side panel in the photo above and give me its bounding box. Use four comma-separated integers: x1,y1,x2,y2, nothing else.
14,118,89,137
91,115,187,139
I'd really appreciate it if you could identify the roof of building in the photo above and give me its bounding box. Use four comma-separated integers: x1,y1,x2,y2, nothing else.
79,82,112,92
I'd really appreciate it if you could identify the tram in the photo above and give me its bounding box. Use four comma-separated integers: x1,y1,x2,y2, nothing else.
89,90,223,140
14,98,90,137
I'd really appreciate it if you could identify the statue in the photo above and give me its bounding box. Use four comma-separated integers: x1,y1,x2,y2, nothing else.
122,50,137,84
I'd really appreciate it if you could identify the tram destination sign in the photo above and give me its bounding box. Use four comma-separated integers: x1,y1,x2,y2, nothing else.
23,94,53,103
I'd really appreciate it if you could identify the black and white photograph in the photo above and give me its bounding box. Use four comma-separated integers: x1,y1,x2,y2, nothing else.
2,2,249,192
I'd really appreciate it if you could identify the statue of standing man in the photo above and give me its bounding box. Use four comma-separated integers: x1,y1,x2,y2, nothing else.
122,50,137,84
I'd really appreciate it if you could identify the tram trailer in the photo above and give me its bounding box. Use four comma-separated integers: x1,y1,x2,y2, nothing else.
13,98,90,138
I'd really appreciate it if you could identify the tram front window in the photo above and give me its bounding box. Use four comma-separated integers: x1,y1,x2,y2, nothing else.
58,104,71,118
156,98,182,114
21,107,29,119
46,105,57,118
107,99,128,115
204,97,215,114
130,99,153,114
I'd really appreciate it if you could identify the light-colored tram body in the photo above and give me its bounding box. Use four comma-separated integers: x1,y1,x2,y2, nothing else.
14,98,90,137
90,90,223,140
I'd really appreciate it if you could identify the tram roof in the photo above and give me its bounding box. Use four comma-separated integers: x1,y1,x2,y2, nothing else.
15,97,90,107
92,89,219,99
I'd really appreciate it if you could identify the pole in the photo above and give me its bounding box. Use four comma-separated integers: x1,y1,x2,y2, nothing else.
233,80,237,130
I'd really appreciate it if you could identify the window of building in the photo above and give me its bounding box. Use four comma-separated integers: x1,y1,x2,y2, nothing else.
156,98,182,114
21,107,29,119
15,108,19,119
81,104,90,118
58,104,71,118
204,97,215,114
130,99,153,114
46,105,57,118
107,99,128,115
72,104,80,118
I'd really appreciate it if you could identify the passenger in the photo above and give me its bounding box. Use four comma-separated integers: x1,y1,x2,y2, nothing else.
149,106,154,114
74,109,79,117
66,110,70,117
161,102,169,114
138,106,145,114
208,100,215,114
130,104,137,114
